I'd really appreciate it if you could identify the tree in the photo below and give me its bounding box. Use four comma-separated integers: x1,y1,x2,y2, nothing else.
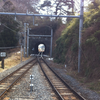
0,15,20,47
0,0,41,26
87,0,100,10
39,0,74,15
38,0,74,23
2,0,15,12
0,0,40,13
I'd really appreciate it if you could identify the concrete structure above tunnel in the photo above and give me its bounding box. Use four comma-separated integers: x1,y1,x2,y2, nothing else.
28,25,53,56
29,37,50,55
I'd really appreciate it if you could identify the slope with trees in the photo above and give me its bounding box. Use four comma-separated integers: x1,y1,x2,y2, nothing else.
0,15,20,47
0,0,41,48
53,0,100,79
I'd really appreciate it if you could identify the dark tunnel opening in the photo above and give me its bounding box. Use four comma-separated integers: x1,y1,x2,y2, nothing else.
34,42,46,54
29,38,50,55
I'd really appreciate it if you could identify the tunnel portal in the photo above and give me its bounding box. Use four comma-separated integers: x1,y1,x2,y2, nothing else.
29,37,50,55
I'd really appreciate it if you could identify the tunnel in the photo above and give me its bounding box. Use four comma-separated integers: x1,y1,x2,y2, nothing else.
29,37,50,55
34,42,46,54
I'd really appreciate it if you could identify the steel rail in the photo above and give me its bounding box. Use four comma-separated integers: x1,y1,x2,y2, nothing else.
42,59,86,100
0,57,36,84
37,58,64,100
0,59,37,99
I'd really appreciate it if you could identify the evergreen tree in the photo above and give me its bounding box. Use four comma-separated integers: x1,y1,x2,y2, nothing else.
87,0,100,10
0,15,20,47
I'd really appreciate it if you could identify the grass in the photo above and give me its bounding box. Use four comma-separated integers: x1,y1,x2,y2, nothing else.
66,69,100,94
86,81,100,91
0,51,30,73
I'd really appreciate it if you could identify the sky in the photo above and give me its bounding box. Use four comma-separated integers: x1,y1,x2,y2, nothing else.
35,0,92,23
38,0,92,15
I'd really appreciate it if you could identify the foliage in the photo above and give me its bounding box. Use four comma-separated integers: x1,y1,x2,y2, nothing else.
87,0,100,10
39,0,74,22
0,0,40,26
85,30,100,52
54,18,79,63
30,19,61,35
83,8,100,28
2,0,15,12
54,3,100,79
41,1,51,7
0,15,20,47
0,0,39,13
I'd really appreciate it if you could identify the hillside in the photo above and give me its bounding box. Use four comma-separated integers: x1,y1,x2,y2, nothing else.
53,3,100,92
0,0,37,13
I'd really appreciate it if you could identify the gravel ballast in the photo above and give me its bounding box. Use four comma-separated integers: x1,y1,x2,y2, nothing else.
0,57,34,80
1,57,100,100
1,59,54,100
49,63,100,100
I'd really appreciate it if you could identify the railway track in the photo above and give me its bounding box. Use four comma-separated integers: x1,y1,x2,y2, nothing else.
38,58,86,100
0,56,86,99
0,57,37,99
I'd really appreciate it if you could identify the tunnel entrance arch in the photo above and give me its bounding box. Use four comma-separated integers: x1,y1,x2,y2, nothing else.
29,37,50,55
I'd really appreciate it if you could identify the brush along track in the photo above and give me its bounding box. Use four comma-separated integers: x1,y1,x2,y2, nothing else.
38,58,85,100
0,57,37,99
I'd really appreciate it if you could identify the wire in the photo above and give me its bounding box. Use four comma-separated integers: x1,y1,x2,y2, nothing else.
2,8,20,33
2,24,17,33
0,17,19,48
0,46,20,49
0,5,23,29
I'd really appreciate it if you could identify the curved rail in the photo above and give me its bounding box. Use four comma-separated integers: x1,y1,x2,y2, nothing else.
0,57,37,99
38,58,64,100
38,58,86,100
0,58,36,84
43,59,86,100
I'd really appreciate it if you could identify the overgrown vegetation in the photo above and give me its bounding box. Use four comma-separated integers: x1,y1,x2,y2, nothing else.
0,15,20,47
54,1,100,79
54,18,79,64
30,20,61,35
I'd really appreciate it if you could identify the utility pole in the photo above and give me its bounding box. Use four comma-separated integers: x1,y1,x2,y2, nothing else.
24,23,26,57
50,28,53,58
20,45,22,62
78,0,84,73
27,25,29,57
